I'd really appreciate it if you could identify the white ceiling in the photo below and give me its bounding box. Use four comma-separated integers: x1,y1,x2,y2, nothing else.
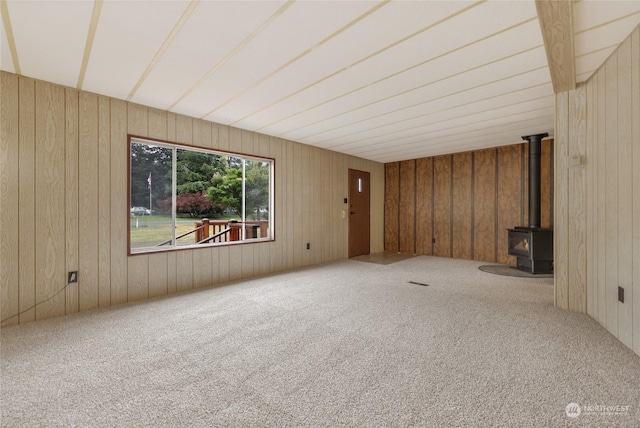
2,0,639,163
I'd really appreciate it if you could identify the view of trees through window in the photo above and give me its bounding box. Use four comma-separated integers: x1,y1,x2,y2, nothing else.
129,138,273,252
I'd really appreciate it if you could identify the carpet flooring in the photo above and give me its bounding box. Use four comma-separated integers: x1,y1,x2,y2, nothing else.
2,256,639,427
478,264,554,278
350,251,417,265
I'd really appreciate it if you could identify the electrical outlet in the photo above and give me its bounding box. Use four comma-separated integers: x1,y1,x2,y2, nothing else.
618,286,624,303
343,198,348,204
68,271,78,284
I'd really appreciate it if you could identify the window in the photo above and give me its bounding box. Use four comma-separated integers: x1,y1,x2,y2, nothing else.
129,137,274,254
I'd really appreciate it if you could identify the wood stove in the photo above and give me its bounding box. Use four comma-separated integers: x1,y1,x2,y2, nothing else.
507,133,553,274
508,227,553,274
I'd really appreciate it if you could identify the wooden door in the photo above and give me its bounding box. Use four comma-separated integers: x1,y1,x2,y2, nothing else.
348,169,370,257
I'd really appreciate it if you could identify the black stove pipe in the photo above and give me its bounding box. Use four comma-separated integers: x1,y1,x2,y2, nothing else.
521,133,548,229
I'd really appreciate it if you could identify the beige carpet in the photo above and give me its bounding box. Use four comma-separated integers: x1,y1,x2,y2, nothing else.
350,251,417,265
2,256,639,427
479,264,554,278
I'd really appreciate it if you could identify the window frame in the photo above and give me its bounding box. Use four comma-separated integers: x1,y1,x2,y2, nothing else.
127,135,275,256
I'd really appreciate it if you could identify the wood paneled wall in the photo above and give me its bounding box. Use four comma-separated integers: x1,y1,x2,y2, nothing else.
384,141,553,264
0,72,384,326
555,26,640,357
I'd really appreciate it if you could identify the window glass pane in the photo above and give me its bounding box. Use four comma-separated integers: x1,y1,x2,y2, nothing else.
175,148,232,246
244,159,271,240
129,137,274,254
206,155,243,221
130,142,173,250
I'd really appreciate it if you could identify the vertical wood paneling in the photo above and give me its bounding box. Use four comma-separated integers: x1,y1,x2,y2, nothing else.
555,92,569,309
218,246,230,284
241,245,254,279
371,162,384,253
399,160,416,254
568,86,586,313
127,255,149,301
384,162,399,252
321,149,331,263
3,71,385,326
301,146,311,266
167,112,176,141
473,149,496,262
309,148,319,264
218,124,229,151
148,108,167,141
241,129,254,154
586,76,597,319
596,67,607,324
1,72,19,326
176,114,193,146
98,96,111,308
148,108,167,140
496,146,521,265
148,253,168,297
255,133,270,158
631,27,640,355
176,250,193,291
193,247,213,288
228,246,243,281
229,127,241,153
553,26,640,357
284,140,295,268
209,247,221,287
128,103,148,136
605,53,619,335
195,120,212,149
269,137,283,272
386,142,551,264
616,38,633,347
292,142,303,267
415,158,433,255
126,104,151,300
433,155,451,257
210,122,220,150
78,92,99,311
332,154,339,260
315,148,326,264
110,99,128,305
260,136,274,273
35,81,66,320
452,152,472,260
541,139,553,228
253,242,261,278
336,153,346,258
20,77,37,321
147,108,169,299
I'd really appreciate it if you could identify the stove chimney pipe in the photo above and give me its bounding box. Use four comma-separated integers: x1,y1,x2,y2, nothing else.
521,133,548,229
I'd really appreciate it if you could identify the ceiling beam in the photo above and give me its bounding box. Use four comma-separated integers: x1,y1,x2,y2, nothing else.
1,0,21,74
535,0,576,93
77,0,103,90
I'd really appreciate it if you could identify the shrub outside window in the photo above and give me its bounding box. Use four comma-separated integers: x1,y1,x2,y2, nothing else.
129,137,274,254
